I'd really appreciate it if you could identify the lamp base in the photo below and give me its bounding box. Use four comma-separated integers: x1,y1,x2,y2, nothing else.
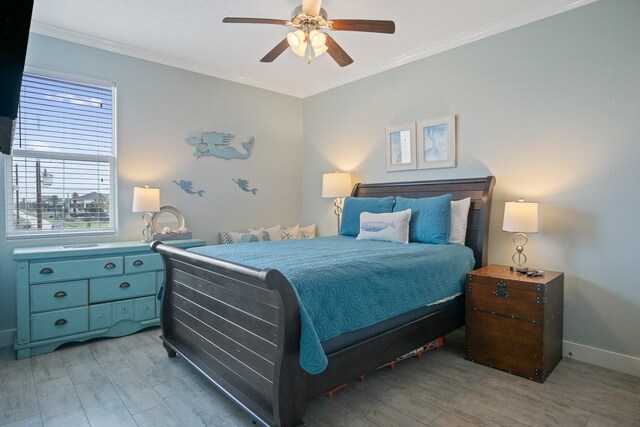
511,266,529,273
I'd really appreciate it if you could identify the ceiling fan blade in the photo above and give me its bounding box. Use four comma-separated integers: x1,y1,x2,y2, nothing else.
325,34,353,67
301,0,322,16
223,17,289,25
329,19,395,34
260,38,290,63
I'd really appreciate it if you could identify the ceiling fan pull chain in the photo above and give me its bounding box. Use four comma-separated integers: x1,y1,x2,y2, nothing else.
306,42,313,64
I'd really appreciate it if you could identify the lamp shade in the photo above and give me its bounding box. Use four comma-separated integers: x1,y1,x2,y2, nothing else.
502,200,539,233
322,172,352,198
287,30,307,57
132,186,160,213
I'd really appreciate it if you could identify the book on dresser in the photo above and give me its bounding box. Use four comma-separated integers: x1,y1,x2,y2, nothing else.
13,239,206,359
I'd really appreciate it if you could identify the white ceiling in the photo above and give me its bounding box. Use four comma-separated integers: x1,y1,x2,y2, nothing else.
30,0,596,98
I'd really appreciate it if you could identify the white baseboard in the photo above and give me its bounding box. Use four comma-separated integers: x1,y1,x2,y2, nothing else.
563,340,640,378
0,329,14,349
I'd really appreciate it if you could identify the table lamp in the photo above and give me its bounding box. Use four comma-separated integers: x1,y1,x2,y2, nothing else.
322,172,352,233
502,199,539,272
132,185,160,243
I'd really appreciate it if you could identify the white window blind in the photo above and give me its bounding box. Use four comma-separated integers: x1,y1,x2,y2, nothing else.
5,71,117,237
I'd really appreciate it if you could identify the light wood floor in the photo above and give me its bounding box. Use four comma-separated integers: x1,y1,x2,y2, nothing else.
1,327,638,427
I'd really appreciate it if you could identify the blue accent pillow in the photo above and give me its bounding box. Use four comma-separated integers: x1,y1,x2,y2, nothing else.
393,194,452,244
340,196,394,237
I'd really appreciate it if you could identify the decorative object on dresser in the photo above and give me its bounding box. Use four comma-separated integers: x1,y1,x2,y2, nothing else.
151,206,192,240
465,265,564,383
502,198,539,272
13,239,205,359
152,176,495,427
416,115,456,169
321,171,352,233
132,185,160,243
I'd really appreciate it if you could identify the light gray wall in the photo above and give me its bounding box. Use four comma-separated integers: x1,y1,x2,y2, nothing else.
2,1,638,371
0,34,303,344
302,0,640,362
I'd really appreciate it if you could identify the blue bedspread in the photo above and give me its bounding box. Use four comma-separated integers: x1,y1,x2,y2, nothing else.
190,236,475,374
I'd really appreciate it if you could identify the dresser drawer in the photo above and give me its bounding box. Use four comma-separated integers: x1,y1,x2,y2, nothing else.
466,309,544,381
466,280,544,323
30,256,123,284
113,300,135,323
90,303,112,330
124,253,163,274
90,272,156,303
30,280,88,313
31,307,89,341
135,296,156,321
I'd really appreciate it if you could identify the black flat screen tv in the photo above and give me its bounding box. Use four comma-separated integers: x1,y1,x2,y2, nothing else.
0,0,34,155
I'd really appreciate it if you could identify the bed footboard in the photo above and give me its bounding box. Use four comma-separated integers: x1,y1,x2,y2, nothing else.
151,242,305,427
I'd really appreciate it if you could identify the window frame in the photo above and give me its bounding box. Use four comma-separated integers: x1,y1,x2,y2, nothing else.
4,67,118,239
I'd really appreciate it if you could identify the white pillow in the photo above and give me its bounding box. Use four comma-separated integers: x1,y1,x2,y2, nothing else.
356,209,411,244
264,224,282,241
249,224,282,241
449,197,471,245
281,224,301,240
228,231,260,244
248,227,267,241
300,224,316,239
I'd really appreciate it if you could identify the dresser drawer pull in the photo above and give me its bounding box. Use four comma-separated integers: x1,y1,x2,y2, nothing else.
54,291,67,298
121,307,129,314
119,282,131,289
104,262,116,269
54,318,68,326
40,267,54,275
132,259,144,266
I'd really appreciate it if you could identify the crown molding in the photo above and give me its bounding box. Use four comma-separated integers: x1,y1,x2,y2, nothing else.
29,21,305,98
30,0,598,99
300,0,599,97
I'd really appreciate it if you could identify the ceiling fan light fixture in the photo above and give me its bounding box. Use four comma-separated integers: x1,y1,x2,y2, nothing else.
309,30,327,49
286,30,304,48
287,30,307,56
223,0,394,67
313,44,328,57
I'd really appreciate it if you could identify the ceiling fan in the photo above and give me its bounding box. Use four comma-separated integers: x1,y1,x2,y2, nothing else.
222,0,395,67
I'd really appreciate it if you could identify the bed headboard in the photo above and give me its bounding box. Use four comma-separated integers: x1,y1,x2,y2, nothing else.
351,176,495,269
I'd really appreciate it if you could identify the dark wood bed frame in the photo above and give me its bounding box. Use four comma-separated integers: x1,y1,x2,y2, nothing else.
152,176,495,427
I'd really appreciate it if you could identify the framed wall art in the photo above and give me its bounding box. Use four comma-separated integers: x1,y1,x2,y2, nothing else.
417,115,456,169
385,123,416,172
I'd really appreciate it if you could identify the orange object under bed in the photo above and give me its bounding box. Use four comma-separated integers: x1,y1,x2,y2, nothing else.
324,337,445,398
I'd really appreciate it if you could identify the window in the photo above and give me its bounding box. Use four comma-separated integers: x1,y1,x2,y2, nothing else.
5,70,117,238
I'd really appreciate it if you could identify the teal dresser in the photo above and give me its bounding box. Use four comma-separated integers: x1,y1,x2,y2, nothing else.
13,239,206,359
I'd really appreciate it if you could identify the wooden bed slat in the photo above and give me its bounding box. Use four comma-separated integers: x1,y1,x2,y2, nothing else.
169,286,278,359
170,258,279,305
170,292,278,364
172,268,281,327
170,306,276,390
165,331,275,422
